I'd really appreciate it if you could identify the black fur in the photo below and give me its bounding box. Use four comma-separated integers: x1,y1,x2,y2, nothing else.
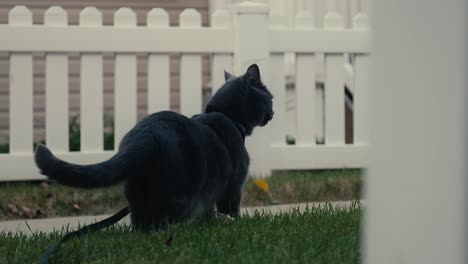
35,64,273,230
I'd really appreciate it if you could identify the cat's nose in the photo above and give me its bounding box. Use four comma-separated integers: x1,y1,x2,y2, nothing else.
268,111,274,120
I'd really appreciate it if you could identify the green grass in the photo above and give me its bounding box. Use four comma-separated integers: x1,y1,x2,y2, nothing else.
245,170,362,206
0,203,362,264
0,170,362,221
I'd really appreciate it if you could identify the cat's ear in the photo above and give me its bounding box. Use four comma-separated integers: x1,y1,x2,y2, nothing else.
224,70,234,81
245,64,261,82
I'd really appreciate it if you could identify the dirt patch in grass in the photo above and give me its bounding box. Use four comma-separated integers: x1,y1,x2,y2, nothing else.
0,183,126,221
0,169,362,221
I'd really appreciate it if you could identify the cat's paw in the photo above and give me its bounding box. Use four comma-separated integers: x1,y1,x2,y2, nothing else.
216,212,234,224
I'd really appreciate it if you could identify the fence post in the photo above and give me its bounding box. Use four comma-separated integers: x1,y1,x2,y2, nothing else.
232,1,271,177
232,1,269,76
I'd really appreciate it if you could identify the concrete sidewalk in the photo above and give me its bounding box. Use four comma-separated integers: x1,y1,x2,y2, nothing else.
0,200,362,234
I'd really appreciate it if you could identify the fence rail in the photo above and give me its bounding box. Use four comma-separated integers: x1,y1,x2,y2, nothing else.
0,0,370,180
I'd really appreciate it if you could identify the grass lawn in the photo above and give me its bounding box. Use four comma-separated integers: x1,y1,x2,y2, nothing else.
0,203,362,264
0,169,362,220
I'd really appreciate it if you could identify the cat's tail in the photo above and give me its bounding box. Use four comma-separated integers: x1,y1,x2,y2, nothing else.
34,144,128,188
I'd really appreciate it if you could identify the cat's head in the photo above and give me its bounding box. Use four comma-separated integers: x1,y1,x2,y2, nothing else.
205,64,274,135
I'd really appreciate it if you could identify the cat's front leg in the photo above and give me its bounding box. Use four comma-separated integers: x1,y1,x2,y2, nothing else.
216,186,242,217
200,206,216,220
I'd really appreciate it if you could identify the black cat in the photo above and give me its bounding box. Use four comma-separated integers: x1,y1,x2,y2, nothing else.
35,64,273,230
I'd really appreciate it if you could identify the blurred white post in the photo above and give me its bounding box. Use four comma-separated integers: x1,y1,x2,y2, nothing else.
366,1,467,263
232,1,271,176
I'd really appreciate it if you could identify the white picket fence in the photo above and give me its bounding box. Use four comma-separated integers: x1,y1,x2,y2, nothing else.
0,1,370,181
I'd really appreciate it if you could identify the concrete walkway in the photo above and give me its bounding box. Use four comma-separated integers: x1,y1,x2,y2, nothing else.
0,200,362,234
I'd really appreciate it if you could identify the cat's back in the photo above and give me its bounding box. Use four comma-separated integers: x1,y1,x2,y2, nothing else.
146,110,189,124
119,111,190,146
146,111,237,173
131,110,197,135
123,110,226,174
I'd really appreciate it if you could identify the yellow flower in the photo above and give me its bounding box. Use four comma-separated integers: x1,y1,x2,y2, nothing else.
253,179,270,193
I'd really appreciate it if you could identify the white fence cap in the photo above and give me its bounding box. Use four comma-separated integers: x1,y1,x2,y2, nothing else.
232,1,269,14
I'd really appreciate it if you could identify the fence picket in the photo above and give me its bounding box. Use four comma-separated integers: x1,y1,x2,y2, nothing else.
114,8,137,147
147,8,170,114
353,10,370,145
295,10,316,145
296,54,316,144
268,53,286,144
80,7,104,152
180,9,202,117
269,2,289,144
45,6,69,152
324,3,345,145
8,6,33,154
211,8,233,94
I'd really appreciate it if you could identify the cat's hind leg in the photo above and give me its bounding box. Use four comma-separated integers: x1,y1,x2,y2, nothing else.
216,186,242,217
129,208,171,231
